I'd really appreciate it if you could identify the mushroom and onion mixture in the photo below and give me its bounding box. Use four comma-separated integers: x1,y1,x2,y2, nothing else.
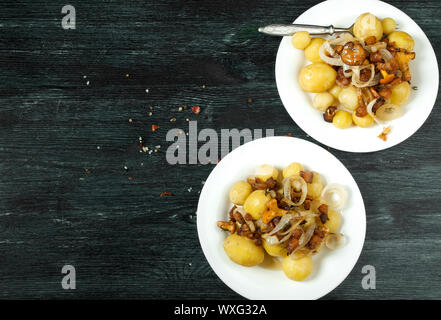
217,163,347,281
294,13,416,140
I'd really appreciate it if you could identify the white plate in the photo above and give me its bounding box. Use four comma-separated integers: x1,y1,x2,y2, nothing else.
275,0,439,153
197,137,366,300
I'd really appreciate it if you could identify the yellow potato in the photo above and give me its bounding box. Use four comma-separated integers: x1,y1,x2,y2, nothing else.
307,171,323,199
313,92,335,112
353,13,383,41
324,209,342,233
282,255,313,281
243,190,271,220
304,38,326,63
328,85,342,99
390,81,411,106
223,234,265,267
299,63,337,93
229,181,252,205
352,111,374,128
333,110,353,129
381,17,396,35
388,31,414,52
338,86,359,111
256,164,279,181
282,162,304,179
292,31,311,50
263,241,288,257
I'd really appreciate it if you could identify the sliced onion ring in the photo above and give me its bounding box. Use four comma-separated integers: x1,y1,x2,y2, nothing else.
367,98,384,125
234,207,255,232
319,41,343,66
320,183,348,210
325,233,346,250
283,176,307,207
375,103,402,121
268,213,293,236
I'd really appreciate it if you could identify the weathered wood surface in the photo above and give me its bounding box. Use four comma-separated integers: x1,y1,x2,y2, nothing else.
0,0,440,299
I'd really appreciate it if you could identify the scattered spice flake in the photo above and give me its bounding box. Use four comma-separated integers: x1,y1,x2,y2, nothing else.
145,88,149,93
86,169,92,174
192,106,201,114
178,106,183,111
86,81,90,86
160,191,173,197
128,176,133,181
185,118,190,122
142,146,148,152
125,73,130,78
149,106,153,110
286,133,292,137
154,149,158,153
170,117,176,122
148,112,153,116
129,118,133,123
183,105,188,110
152,124,160,131
378,126,391,141
202,85,206,89
248,97,253,103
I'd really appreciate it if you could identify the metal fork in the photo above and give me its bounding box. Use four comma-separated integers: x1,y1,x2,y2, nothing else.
258,23,354,36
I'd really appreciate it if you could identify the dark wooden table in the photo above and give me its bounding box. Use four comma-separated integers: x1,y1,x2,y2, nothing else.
0,0,440,299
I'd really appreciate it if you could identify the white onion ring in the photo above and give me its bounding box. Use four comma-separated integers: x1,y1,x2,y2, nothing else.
351,64,377,88
268,213,293,236
379,48,393,62
283,176,307,206
234,207,255,232
366,98,384,125
375,103,402,121
319,41,343,66
320,183,348,210
325,233,346,250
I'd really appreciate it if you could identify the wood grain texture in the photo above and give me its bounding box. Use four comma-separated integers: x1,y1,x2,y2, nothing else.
0,0,440,299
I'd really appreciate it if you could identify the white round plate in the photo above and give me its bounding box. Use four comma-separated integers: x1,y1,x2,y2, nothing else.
197,137,366,300
275,0,439,152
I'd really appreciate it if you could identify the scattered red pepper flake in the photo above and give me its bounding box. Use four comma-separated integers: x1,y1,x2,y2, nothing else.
286,133,292,137
152,124,160,131
86,169,92,174
160,192,173,197
192,106,201,114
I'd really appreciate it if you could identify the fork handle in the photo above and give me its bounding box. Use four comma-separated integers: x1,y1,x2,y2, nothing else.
258,24,338,36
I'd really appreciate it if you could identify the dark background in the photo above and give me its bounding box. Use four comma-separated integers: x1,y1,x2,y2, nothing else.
0,0,440,299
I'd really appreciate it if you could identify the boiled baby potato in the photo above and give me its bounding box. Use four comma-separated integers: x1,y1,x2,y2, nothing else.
338,86,359,111
324,209,342,233
256,164,279,181
352,111,374,128
292,31,311,50
304,38,325,63
353,13,383,41
388,31,414,52
313,92,335,112
282,162,304,179
229,181,252,205
299,63,337,93
223,234,264,267
328,85,342,99
243,190,271,220
381,17,396,35
333,110,353,129
307,171,323,199
390,81,411,106
282,255,313,281
263,241,288,257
